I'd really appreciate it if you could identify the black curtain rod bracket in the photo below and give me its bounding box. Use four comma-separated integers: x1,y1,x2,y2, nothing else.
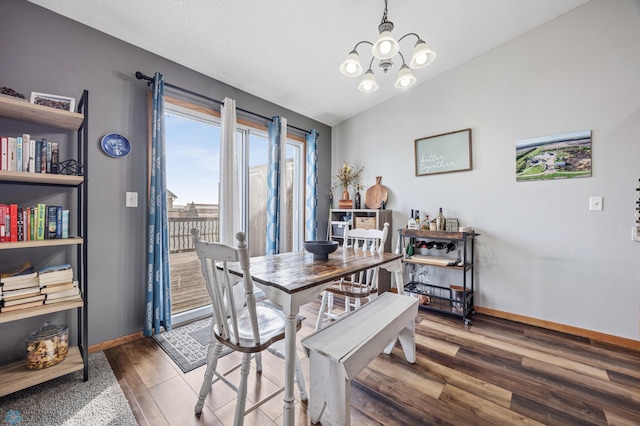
135,71,314,136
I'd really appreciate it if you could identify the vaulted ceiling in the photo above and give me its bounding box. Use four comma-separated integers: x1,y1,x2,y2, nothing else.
29,0,590,126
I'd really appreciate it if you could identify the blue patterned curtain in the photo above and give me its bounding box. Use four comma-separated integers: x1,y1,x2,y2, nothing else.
145,72,171,336
305,129,319,241
266,116,286,255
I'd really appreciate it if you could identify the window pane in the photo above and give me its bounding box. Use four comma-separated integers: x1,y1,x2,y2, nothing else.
165,110,220,317
248,132,268,256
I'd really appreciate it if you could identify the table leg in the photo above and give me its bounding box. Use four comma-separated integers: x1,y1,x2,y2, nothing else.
283,312,297,426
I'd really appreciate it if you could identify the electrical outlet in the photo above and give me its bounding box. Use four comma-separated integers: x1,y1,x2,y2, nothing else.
589,196,603,211
126,192,138,208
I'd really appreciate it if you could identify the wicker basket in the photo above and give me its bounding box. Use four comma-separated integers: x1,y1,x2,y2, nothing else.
355,217,377,230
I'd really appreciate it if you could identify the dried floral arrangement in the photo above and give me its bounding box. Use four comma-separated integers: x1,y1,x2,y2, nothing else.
331,161,364,192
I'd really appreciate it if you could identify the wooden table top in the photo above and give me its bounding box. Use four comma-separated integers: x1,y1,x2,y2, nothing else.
228,249,403,295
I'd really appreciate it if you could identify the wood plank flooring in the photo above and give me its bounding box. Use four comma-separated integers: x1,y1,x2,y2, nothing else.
104,299,640,425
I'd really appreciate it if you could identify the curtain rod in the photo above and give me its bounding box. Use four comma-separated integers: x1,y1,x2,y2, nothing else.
135,71,313,135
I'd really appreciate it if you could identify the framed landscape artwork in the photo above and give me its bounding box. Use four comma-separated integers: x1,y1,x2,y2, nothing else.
414,128,472,176
516,130,592,182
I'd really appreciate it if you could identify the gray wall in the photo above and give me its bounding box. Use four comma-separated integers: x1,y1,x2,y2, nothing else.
333,0,640,341
0,0,331,359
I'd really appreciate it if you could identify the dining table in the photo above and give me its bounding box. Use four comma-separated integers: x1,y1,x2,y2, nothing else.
227,247,404,426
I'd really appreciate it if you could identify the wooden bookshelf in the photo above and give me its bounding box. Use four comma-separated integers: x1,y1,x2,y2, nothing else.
0,346,84,397
0,170,83,186
0,237,83,250
0,299,84,324
0,95,84,130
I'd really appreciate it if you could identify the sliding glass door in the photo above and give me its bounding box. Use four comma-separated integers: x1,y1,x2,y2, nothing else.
163,99,305,323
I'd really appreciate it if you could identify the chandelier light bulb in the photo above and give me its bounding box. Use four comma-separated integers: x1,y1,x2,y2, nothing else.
409,39,436,69
339,50,363,77
358,69,379,92
372,28,399,60
394,64,416,88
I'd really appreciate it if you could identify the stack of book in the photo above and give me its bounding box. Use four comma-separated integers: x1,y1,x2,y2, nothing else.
38,264,81,304
0,262,44,312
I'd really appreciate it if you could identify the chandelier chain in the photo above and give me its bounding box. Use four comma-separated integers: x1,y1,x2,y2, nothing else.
380,0,389,25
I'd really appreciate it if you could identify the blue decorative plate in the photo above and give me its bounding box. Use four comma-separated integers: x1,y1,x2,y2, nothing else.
101,133,131,158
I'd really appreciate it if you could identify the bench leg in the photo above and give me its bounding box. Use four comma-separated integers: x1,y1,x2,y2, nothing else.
308,352,351,426
383,320,416,363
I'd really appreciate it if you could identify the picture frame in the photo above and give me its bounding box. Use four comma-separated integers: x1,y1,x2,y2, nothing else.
414,128,472,176
30,92,76,112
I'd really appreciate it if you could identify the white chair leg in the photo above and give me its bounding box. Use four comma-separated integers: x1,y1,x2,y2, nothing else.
294,352,308,401
316,291,329,330
195,341,223,414
234,352,252,426
254,352,262,373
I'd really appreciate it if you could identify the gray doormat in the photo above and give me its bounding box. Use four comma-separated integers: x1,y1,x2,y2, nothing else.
153,317,231,373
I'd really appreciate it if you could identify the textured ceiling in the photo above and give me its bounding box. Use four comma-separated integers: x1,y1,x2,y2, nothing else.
28,0,590,126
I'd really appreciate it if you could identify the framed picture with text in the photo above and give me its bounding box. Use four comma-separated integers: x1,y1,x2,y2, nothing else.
414,128,472,176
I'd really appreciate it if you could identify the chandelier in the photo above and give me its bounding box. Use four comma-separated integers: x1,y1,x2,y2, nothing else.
340,0,436,92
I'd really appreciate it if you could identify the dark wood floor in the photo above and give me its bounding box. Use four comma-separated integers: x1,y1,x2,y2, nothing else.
105,298,640,425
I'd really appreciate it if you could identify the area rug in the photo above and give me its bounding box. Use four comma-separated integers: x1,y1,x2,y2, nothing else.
153,316,232,373
0,351,136,426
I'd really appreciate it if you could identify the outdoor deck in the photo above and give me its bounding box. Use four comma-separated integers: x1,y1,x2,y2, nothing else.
169,251,209,314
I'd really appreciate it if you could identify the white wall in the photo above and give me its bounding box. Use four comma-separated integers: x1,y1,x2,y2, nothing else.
332,0,640,341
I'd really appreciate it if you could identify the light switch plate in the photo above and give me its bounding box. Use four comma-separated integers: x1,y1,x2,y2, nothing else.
589,196,603,211
126,191,138,208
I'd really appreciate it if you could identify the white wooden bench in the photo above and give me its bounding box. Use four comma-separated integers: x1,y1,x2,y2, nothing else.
302,292,419,425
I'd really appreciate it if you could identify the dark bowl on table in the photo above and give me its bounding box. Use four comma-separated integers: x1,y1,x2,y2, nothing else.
304,240,339,261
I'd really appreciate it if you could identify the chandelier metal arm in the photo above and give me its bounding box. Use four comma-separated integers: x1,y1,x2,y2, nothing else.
350,40,374,52
397,32,421,44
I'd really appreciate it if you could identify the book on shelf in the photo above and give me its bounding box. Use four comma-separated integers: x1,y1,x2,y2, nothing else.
46,140,52,173
51,142,59,174
35,139,42,174
17,207,24,241
1,136,7,170
40,140,47,173
38,271,73,286
3,293,45,307
1,286,41,301
9,203,17,242
47,205,60,239
62,209,69,238
0,261,35,279
22,134,30,172
39,263,72,275
0,204,5,242
8,136,16,171
16,136,22,173
28,134,36,173
45,286,80,300
44,294,82,305
36,203,46,240
0,300,44,312
40,282,75,294
1,277,40,291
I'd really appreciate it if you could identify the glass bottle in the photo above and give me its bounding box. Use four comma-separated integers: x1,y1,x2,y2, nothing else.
423,214,429,230
408,209,417,229
415,210,420,227
436,207,445,231
354,190,361,209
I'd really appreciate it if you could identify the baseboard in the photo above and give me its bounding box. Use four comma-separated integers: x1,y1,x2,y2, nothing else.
89,331,144,353
475,306,640,351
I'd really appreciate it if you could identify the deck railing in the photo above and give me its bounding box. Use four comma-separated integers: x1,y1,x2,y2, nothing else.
169,217,219,253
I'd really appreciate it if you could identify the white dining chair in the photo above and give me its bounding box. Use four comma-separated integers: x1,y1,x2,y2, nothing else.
191,229,307,425
315,222,390,330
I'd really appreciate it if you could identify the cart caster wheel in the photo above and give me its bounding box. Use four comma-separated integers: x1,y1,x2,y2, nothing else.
464,319,472,325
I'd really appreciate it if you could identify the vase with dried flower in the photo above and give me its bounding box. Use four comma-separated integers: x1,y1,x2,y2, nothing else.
331,162,364,208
